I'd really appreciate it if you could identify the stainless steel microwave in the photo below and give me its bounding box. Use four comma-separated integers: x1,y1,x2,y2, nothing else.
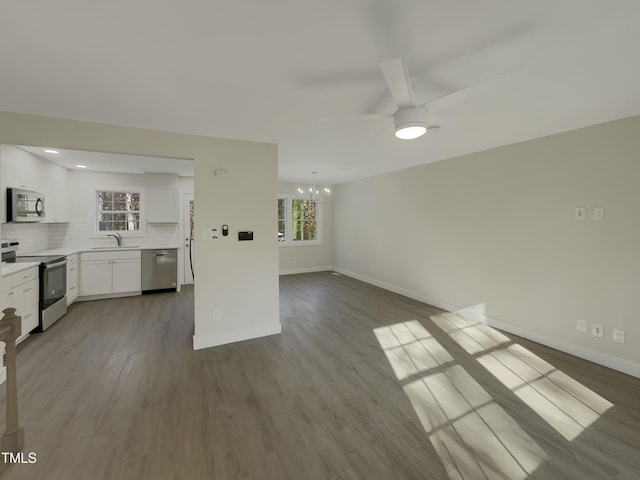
6,187,46,222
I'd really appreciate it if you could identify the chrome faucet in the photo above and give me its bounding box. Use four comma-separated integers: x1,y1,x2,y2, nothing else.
107,232,122,247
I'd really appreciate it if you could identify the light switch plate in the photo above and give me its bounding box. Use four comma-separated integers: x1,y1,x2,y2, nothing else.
592,324,604,338
576,319,587,333
575,207,586,220
594,207,605,220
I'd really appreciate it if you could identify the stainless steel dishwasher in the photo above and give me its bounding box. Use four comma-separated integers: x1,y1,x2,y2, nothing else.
141,249,178,293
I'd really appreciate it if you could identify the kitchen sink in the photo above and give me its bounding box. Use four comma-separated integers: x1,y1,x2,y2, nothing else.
91,246,140,249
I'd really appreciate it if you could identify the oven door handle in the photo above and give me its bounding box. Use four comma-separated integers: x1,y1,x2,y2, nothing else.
44,259,68,269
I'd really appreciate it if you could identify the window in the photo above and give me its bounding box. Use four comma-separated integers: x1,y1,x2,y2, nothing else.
278,195,322,245
96,190,141,232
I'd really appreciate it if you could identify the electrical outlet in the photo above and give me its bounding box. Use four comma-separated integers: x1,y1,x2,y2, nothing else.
592,324,604,338
613,329,625,344
575,207,586,220
576,319,587,333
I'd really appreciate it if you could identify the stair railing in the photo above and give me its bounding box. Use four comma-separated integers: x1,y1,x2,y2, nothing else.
0,307,24,454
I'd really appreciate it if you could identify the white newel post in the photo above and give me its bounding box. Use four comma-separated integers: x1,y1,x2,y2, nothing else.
0,308,24,453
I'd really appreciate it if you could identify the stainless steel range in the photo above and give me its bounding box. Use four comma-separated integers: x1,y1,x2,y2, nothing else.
1,241,67,331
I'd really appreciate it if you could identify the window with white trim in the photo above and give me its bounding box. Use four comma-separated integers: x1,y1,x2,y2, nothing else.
96,190,142,232
278,195,322,245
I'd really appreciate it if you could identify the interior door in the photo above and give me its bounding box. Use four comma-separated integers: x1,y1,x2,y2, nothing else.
183,193,194,283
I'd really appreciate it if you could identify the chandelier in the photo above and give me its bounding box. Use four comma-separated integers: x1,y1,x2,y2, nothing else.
297,172,331,204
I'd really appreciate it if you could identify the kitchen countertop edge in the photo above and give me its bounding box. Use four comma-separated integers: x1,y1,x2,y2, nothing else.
26,246,182,256
1,261,41,278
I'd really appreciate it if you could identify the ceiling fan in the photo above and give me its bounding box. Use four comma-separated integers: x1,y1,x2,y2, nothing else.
320,57,519,140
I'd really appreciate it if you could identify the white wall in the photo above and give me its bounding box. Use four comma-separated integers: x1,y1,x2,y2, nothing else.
50,170,184,249
0,110,280,350
333,115,640,377
278,182,334,274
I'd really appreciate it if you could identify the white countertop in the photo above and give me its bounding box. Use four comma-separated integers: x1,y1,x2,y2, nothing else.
26,245,182,256
1,261,41,277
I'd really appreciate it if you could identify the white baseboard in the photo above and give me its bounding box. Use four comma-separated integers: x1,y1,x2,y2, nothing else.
334,267,640,379
333,267,459,312
279,266,333,275
486,316,640,379
193,322,282,350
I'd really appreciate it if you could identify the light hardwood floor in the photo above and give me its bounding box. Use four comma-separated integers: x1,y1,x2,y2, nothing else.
1,272,639,479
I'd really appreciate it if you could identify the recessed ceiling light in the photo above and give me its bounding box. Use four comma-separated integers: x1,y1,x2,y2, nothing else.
75,164,88,169
45,149,59,154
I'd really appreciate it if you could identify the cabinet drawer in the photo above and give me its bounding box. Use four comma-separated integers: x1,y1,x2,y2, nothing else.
20,303,39,333
81,250,141,262
11,267,39,288
1,275,11,293
13,278,39,311
67,263,79,282
67,284,78,305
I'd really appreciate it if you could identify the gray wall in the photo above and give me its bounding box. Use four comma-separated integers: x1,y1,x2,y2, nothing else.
333,115,640,376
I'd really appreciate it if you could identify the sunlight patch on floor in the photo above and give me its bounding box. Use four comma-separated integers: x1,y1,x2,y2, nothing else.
432,312,510,355
374,320,547,480
373,320,453,381
477,344,613,441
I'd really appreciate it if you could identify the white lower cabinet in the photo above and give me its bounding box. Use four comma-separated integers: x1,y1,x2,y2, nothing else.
79,250,141,297
0,266,40,344
66,254,79,305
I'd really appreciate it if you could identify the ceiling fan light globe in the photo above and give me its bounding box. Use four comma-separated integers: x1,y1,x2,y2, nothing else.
395,125,427,140
393,107,427,140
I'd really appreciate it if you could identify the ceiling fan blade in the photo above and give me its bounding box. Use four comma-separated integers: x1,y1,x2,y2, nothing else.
379,57,416,110
316,113,391,123
422,66,522,112
370,120,394,140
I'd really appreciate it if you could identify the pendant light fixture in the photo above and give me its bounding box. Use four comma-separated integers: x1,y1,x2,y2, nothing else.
297,172,331,204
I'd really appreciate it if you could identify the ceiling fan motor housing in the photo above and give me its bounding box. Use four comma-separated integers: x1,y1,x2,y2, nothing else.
394,107,427,139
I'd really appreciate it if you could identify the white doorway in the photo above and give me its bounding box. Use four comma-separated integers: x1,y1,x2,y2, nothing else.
183,193,194,283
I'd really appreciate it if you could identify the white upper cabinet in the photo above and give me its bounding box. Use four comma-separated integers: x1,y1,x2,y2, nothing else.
46,164,70,223
145,187,178,223
0,145,70,223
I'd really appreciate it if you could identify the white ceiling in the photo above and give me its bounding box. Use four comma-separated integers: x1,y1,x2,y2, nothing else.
18,146,194,176
1,1,639,185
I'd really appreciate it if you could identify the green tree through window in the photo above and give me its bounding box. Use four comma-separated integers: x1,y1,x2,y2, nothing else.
278,195,321,245
97,190,141,231
292,199,317,241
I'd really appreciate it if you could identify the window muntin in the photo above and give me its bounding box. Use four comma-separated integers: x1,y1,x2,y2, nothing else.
278,198,286,242
278,195,322,245
96,190,141,231
292,199,317,241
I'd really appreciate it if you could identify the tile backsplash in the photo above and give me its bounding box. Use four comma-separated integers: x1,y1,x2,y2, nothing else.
2,221,181,254
49,222,181,249
1,223,51,253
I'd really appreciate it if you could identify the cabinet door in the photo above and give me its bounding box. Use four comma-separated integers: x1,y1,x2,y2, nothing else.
47,166,70,222
112,259,141,293
66,254,79,305
80,260,113,296
0,288,13,312
146,188,178,223
12,277,39,339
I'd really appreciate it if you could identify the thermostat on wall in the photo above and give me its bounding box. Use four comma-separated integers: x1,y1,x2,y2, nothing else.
238,231,253,241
